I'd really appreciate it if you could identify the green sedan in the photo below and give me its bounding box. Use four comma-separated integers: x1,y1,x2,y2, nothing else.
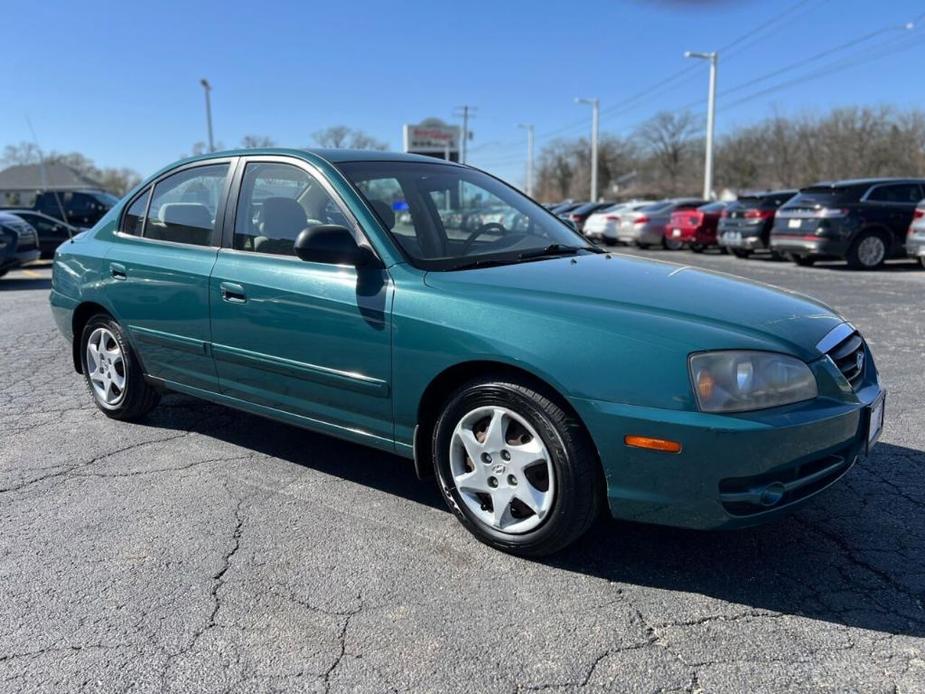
49,149,885,556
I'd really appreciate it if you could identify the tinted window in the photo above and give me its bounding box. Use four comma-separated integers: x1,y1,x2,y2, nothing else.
122,188,150,235
145,165,228,245
234,162,348,255
699,202,726,213
866,183,923,203
783,186,866,210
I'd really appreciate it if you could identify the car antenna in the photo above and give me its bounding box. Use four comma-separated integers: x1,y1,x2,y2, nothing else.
26,115,72,241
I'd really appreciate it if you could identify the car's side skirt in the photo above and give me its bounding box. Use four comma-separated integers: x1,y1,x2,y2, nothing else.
145,374,407,458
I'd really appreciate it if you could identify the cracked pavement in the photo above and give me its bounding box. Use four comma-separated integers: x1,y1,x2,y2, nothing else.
1,253,923,693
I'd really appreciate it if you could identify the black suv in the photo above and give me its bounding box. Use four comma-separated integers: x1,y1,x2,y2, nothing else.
717,189,796,259
770,178,925,269
31,190,119,227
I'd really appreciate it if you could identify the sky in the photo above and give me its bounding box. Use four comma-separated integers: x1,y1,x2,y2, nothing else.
4,0,925,187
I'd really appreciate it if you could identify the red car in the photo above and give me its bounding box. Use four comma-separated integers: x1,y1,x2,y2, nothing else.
666,201,728,252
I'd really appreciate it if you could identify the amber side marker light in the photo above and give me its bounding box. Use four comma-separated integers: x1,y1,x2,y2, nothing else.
624,435,683,454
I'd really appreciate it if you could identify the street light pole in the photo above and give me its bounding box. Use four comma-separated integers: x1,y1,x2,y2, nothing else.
518,123,534,197
575,97,599,201
200,78,215,153
684,51,718,199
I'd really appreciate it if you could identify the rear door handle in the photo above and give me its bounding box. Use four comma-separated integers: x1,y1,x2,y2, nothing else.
110,263,127,280
220,282,247,304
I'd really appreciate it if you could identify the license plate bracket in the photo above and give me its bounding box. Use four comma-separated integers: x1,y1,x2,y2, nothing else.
867,393,885,453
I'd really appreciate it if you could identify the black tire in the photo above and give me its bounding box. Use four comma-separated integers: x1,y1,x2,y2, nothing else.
634,242,650,249
731,249,751,259
919,257,925,270
432,378,601,557
662,237,683,251
690,243,705,253
0,269,8,278
769,250,786,262
80,314,160,420
846,231,887,270
793,255,816,267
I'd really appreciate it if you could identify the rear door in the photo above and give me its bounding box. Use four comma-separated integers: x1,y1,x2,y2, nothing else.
208,156,394,444
104,159,234,391
862,183,924,249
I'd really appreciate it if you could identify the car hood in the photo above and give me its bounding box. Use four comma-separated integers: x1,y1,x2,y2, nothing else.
423,253,843,361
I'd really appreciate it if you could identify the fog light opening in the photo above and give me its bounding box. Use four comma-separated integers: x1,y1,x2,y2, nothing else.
758,482,786,507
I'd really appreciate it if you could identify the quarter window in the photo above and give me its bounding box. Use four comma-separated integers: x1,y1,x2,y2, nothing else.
866,184,923,204
122,188,150,235
144,164,229,245
234,162,349,256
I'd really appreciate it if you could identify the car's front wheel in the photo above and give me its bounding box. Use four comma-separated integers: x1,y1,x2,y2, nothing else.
80,314,160,420
432,378,600,556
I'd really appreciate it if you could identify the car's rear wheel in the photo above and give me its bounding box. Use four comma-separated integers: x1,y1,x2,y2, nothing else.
432,378,600,557
80,314,160,420
793,255,816,267
662,236,683,250
847,231,887,270
731,249,751,259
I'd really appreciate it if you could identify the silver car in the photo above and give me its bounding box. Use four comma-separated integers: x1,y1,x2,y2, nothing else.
908,199,925,268
616,198,707,248
583,200,654,243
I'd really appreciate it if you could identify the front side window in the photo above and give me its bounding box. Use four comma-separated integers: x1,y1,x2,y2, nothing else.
234,162,349,256
144,164,228,245
122,187,150,235
337,161,592,270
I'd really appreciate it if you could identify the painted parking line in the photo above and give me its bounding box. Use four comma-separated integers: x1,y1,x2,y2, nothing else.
22,269,41,278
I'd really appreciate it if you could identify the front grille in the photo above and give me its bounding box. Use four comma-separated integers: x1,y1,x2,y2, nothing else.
826,330,866,387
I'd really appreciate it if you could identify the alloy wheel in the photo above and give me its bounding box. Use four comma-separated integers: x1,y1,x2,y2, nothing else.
449,405,555,534
86,327,127,407
857,235,885,267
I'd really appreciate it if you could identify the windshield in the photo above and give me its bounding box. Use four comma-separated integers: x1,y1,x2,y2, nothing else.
92,192,120,207
337,161,594,270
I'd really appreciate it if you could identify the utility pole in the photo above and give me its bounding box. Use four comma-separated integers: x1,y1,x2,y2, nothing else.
200,78,215,153
684,51,718,199
454,106,476,164
518,123,534,197
574,98,599,201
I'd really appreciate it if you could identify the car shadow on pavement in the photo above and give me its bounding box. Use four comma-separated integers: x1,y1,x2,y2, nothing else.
143,396,924,637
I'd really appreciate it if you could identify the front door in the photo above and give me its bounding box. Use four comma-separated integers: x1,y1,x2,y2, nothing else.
209,158,393,444
104,160,234,391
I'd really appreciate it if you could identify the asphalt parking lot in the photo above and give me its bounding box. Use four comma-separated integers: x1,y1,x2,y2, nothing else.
1,251,923,693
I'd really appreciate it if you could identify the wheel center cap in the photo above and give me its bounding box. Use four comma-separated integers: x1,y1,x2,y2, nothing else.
492,463,505,474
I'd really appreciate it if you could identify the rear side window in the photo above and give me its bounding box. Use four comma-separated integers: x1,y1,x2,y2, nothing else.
145,164,229,246
122,188,150,235
865,183,923,204
783,186,865,210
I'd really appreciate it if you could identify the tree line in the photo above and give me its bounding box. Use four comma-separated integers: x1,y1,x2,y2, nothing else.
1,126,386,197
534,106,925,201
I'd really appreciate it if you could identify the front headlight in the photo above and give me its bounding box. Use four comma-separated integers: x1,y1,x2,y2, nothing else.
689,350,817,413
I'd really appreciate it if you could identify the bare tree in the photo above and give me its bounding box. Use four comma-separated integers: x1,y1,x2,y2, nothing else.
0,142,140,196
240,134,276,149
311,126,387,150
635,111,700,193
1,142,41,166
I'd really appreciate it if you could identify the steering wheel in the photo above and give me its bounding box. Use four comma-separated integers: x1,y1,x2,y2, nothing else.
461,222,513,255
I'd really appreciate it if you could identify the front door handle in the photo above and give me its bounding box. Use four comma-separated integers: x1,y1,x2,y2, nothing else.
110,263,127,280
220,282,247,304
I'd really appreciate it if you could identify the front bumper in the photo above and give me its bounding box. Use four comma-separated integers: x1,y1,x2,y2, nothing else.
0,247,41,272
571,376,883,530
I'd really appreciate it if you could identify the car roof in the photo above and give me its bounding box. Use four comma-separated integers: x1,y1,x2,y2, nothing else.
176,147,459,167
807,177,925,188
0,211,24,221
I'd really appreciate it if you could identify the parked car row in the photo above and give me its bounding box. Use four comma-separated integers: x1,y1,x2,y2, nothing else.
0,209,81,278
554,176,925,270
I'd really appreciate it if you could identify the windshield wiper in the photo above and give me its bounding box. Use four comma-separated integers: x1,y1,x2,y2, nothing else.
517,243,604,260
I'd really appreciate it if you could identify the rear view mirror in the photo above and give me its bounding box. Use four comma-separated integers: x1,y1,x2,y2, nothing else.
294,224,377,266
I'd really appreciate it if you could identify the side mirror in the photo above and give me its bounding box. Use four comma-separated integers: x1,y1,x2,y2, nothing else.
293,224,376,267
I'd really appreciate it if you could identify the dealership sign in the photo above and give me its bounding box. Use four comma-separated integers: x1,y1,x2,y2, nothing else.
403,120,460,155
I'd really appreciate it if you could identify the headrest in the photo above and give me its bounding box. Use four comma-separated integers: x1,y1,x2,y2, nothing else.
369,199,395,230
261,197,307,236
159,202,211,229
